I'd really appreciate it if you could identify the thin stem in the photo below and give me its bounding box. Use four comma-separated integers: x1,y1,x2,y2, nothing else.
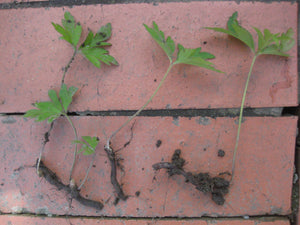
64,113,79,181
106,63,174,147
231,54,258,182
61,49,77,87
78,157,95,190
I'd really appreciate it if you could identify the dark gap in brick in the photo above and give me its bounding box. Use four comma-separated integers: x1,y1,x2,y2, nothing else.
282,106,298,116
290,104,300,225
0,107,289,118
0,212,291,221
69,107,285,117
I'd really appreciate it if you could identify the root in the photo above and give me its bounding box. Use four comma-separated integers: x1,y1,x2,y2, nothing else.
36,122,54,175
152,149,230,205
104,145,128,203
37,160,103,210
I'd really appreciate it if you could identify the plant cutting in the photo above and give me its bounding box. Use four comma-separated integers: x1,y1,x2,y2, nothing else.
24,12,117,209
104,21,222,201
206,12,295,182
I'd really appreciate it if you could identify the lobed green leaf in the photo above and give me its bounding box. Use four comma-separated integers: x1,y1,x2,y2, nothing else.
279,28,294,53
207,12,294,57
52,11,82,47
24,96,62,123
79,24,118,68
24,85,78,123
97,23,112,42
59,84,78,112
174,44,222,73
80,46,118,68
144,22,175,62
73,136,99,155
206,12,255,52
254,27,294,56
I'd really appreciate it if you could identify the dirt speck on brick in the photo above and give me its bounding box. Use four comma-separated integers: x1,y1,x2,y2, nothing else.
1,117,16,124
218,149,225,157
196,117,211,125
156,140,162,148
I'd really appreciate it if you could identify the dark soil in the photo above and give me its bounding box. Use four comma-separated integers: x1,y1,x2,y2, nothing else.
152,149,230,205
37,160,103,210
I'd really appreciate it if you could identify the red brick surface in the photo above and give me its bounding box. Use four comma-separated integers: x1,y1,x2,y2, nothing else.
0,0,42,3
0,0,36,2
0,2,297,113
0,116,296,217
0,215,291,225
0,1,298,223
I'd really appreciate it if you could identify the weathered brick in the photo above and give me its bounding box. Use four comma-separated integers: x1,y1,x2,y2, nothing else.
0,215,291,224
0,2,297,113
0,116,296,217
0,216,290,225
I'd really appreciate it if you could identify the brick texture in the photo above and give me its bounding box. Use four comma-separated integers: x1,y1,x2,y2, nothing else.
0,215,291,225
0,116,296,217
0,2,297,113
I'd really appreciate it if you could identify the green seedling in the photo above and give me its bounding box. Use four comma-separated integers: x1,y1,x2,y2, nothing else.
103,21,222,201
25,12,117,194
206,12,295,181
106,21,222,148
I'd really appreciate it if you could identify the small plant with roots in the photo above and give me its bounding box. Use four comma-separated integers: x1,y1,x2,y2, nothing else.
24,12,118,210
104,21,222,201
206,12,295,183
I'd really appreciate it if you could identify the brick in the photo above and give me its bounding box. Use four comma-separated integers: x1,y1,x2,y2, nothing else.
0,2,297,113
0,0,42,3
0,215,291,225
0,116,296,216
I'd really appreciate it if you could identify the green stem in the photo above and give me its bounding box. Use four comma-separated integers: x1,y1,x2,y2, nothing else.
64,113,79,181
106,63,174,148
61,49,77,87
231,55,258,182
78,156,95,190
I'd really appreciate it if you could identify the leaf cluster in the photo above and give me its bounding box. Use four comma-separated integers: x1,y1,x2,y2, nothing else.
144,22,221,73
206,12,294,56
73,136,99,155
24,84,77,123
52,12,118,68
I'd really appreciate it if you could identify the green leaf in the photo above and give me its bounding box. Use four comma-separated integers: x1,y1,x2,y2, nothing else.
24,85,78,123
79,24,118,68
48,89,63,112
24,90,63,123
253,27,264,51
59,84,78,112
96,23,112,42
52,11,82,47
174,44,222,73
206,12,255,52
144,22,175,62
80,46,118,68
259,45,290,57
253,27,294,56
82,30,94,46
279,28,294,53
73,136,99,155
